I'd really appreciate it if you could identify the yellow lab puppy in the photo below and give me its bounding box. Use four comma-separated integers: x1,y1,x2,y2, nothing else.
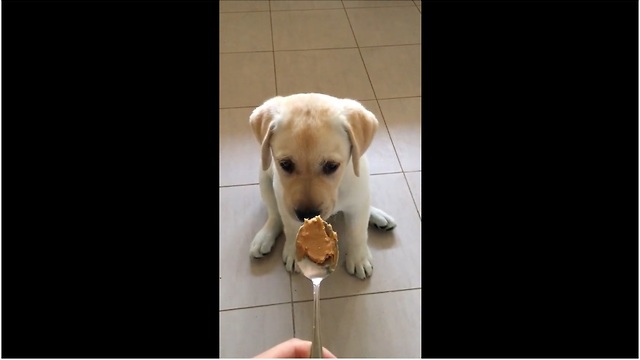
249,93,396,279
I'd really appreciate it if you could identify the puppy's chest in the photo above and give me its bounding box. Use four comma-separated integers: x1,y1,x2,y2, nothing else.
333,181,358,214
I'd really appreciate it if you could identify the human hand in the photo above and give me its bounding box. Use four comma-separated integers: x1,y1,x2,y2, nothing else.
254,338,337,358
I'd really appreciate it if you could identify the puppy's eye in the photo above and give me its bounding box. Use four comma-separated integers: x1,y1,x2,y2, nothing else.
280,159,295,173
322,161,339,175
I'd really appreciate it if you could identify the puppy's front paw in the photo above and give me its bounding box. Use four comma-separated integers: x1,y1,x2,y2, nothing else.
282,241,300,273
250,229,277,258
346,245,373,280
369,207,397,231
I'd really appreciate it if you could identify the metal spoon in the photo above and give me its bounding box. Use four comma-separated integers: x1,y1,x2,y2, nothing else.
296,220,339,358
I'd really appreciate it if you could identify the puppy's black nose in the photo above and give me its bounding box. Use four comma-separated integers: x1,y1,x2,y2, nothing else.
295,209,321,222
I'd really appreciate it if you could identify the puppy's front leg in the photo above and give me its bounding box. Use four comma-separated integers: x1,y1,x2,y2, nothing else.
250,169,283,258
281,218,301,273
344,210,374,280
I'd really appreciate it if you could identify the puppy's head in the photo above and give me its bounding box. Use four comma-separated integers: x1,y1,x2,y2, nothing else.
250,93,378,222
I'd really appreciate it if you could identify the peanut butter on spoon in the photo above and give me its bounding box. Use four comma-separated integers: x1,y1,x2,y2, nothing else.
295,216,338,267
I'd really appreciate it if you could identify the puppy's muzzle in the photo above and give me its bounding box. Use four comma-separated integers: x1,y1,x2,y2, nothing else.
294,208,322,222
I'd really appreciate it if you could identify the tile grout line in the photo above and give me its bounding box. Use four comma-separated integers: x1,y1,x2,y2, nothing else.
220,5,416,14
220,300,293,313
269,1,279,96
219,43,421,55
402,171,422,221
374,101,410,174
219,9,270,14
369,171,406,176
340,1,408,176
374,103,407,175
219,286,422,312
218,96,420,111
291,286,422,303
269,1,294,336
220,105,266,110
219,183,259,188
340,1,373,99
289,272,296,338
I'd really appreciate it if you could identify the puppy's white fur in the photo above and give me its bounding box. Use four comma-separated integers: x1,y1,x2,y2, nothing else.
249,93,396,280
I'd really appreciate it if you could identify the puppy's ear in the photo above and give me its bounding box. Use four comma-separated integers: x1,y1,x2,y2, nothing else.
250,97,283,171
342,99,379,177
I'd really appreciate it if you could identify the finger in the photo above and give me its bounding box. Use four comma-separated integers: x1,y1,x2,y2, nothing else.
254,338,308,358
291,339,337,359
322,346,337,358
255,338,337,358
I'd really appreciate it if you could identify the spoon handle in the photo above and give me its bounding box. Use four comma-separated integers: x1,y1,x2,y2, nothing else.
310,279,323,358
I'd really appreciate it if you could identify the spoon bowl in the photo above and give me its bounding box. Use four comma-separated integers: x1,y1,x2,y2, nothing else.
297,257,337,281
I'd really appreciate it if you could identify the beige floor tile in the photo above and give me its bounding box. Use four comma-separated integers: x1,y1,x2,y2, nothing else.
219,185,292,310
220,304,293,358
358,100,402,174
220,52,276,108
270,0,343,11
272,9,356,51
346,6,421,47
219,108,262,186
220,12,272,53
417,5,421,13
360,45,421,99
293,290,421,358
413,0,422,5
405,171,421,218
292,173,421,301
219,0,270,12
275,49,375,100
378,97,421,171
343,0,415,8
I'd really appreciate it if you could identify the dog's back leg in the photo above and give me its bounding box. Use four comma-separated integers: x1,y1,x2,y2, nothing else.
250,169,283,258
369,206,397,231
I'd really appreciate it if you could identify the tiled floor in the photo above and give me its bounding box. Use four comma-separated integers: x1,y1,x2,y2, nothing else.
219,1,421,358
